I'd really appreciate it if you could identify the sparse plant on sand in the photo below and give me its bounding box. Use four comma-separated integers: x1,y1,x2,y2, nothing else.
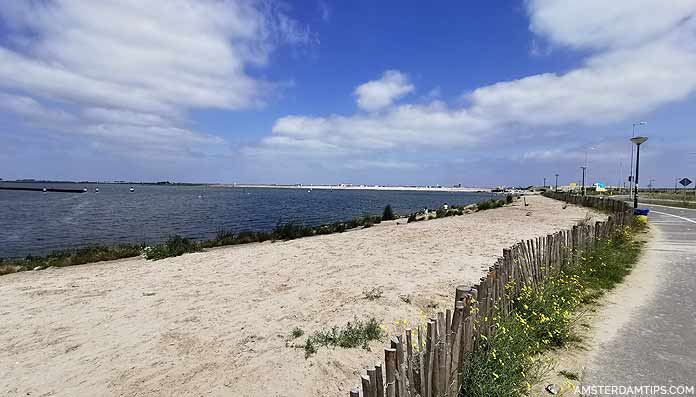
291,327,304,339
303,317,383,358
559,370,579,380
363,287,383,300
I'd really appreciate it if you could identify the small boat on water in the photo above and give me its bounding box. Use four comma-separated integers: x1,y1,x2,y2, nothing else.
95,187,99,193
129,187,135,193
42,187,47,193
83,188,88,192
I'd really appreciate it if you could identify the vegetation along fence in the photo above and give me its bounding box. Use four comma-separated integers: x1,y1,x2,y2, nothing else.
347,193,632,397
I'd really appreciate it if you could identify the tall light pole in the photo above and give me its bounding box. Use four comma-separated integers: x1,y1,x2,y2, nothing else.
555,174,559,192
629,122,647,199
581,146,594,197
631,136,648,208
543,177,546,188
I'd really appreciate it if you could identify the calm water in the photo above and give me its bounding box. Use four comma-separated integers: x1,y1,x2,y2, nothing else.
0,183,496,258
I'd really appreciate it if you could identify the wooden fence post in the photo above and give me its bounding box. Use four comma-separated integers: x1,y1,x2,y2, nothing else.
386,348,397,397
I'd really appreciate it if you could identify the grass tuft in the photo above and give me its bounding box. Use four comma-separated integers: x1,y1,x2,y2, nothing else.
291,327,304,339
303,317,383,358
142,235,201,260
559,370,580,380
362,287,383,300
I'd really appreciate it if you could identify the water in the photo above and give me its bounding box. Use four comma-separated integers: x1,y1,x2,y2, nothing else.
0,182,496,258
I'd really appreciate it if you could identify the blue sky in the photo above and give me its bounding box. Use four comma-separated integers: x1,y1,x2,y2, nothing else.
1,1,695,187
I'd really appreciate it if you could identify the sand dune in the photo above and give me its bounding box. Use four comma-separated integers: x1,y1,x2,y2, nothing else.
0,195,602,396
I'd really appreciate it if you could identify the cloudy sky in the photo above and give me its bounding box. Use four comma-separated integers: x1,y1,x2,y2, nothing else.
1,0,695,187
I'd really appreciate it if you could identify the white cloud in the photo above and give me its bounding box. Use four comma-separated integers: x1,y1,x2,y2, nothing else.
344,159,420,170
527,0,696,50
354,70,415,112
0,93,75,123
251,1,696,167
0,0,311,153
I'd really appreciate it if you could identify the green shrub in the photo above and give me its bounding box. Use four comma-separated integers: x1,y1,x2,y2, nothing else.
272,221,315,240
477,200,492,211
304,317,383,358
291,327,304,338
506,194,514,204
382,205,396,221
142,235,201,260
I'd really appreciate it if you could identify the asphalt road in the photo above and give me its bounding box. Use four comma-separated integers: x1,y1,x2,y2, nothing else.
584,204,696,394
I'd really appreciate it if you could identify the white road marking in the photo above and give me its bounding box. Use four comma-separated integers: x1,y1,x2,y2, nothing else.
641,203,696,212
651,210,696,224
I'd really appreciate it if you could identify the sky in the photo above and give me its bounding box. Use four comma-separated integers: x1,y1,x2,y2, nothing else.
1,0,696,187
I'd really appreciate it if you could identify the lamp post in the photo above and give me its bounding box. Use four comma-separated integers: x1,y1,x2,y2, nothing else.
555,174,559,192
543,177,546,189
631,136,648,208
629,122,647,200
581,166,587,196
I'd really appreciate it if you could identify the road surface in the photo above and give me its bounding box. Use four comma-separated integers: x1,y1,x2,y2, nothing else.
584,204,696,393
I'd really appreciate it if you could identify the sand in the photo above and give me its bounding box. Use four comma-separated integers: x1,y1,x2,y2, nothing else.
0,196,602,396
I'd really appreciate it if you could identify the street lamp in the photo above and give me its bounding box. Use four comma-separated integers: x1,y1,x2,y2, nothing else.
581,146,595,197
555,173,559,192
629,122,647,199
631,136,648,208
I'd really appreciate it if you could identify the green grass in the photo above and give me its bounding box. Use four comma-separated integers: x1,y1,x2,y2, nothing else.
142,235,201,260
291,327,304,339
459,225,643,396
643,192,696,202
559,370,579,381
0,243,144,275
303,317,383,358
476,198,506,211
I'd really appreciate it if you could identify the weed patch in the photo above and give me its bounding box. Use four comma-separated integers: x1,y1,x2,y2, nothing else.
142,235,201,260
291,327,304,339
363,287,383,300
0,243,144,275
303,317,383,358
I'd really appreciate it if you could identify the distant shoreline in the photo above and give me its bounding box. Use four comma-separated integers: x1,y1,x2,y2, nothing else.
1,180,492,192
211,184,493,193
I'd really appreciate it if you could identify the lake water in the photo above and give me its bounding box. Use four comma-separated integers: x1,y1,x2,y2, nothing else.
0,183,496,258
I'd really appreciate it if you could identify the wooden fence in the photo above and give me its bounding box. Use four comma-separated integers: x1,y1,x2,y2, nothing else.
348,193,632,397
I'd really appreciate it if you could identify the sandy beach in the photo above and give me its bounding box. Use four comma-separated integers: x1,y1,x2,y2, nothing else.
0,196,602,396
